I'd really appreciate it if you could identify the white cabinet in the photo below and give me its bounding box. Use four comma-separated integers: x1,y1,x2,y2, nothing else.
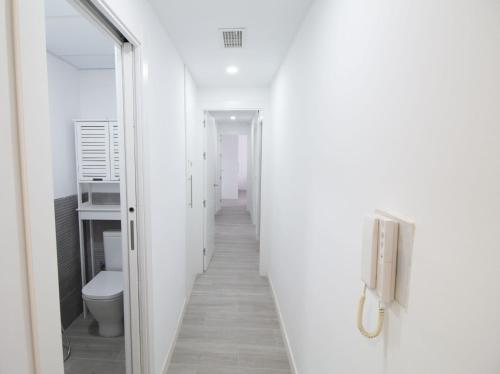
75,121,119,182
109,122,120,181
74,120,121,314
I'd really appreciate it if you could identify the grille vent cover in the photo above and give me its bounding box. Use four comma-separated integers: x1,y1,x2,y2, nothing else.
220,28,245,48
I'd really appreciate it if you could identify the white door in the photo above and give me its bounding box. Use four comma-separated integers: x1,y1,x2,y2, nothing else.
116,42,141,374
215,135,223,213
221,134,239,200
203,113,217,270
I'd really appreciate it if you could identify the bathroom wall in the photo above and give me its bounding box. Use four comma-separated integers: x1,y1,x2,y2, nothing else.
47,53,79,199
79,69,117,119
47,53,82,328
47,53,118,328
53,196,81,329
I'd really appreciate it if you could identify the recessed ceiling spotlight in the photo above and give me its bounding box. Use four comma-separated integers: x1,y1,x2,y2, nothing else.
226,66,239,74
230,116,236,120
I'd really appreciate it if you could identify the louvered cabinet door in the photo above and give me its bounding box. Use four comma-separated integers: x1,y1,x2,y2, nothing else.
108,121,120,181
75,122,111,181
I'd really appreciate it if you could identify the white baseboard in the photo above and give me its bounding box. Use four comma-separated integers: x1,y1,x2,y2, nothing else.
269,277,299,374
161,297,188,374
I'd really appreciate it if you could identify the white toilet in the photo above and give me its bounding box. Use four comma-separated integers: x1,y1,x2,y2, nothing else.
82,231,124,337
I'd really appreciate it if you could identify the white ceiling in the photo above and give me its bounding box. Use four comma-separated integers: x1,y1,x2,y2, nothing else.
44,0,115,69
149,0,313,88
210,110,258,125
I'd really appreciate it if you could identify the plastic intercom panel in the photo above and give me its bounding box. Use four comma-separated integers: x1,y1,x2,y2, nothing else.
361,215,399,304
375,210,415,308
361,216,379,289
376,218,398,303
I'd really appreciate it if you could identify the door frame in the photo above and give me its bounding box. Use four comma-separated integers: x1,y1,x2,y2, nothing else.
11,1,150,373
200,108,264,272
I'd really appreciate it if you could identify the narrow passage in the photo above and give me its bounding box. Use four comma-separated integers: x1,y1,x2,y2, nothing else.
167,205,292,374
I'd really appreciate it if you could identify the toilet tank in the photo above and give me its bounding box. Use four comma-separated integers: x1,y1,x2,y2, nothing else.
103,231,122,271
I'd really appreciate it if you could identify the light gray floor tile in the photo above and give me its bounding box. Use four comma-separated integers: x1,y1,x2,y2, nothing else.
167,203,291,374
63,315,125,374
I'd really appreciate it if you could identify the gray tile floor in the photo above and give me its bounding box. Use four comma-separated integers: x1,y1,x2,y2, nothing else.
63,315,125,374
167,204,292,374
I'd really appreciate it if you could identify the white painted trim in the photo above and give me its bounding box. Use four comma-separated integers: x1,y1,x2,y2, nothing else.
161,297,189,374
269,277,299,374
11,1,64,372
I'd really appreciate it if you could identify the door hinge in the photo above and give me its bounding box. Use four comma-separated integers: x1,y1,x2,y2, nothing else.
203,200,206,208
203,151,206,160
203,248,206,255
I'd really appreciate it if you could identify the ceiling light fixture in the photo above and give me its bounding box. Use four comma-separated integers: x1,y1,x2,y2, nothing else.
230,116,236,120
226,66,239,74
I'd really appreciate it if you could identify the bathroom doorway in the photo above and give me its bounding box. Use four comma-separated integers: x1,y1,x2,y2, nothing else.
43,0,143,373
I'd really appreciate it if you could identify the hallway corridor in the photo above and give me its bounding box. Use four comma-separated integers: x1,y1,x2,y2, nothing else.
167,206,291,374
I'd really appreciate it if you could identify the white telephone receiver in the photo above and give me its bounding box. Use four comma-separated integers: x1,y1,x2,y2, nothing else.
357,215,399,338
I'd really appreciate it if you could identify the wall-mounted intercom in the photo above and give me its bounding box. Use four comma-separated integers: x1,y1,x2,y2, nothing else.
357,215,399,339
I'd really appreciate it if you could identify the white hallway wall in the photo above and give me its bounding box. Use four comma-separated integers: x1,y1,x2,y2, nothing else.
263,0,500,373
47,54,117,199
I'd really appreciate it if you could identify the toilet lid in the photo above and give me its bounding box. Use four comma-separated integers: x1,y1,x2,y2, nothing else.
82,271,123,300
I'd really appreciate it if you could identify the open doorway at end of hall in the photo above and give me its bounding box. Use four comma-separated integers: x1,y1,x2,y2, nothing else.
201,110,263,270
220,133,248,208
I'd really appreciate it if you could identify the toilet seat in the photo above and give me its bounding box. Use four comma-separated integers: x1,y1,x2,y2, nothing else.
82,270,123,301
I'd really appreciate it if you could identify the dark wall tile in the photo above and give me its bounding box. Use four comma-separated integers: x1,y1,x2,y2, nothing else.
54,195,82,329
54,194,122,328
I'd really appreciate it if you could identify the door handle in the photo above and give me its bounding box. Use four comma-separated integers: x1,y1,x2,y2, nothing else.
189,175,193,208
213,184,219,187
130,220,135,251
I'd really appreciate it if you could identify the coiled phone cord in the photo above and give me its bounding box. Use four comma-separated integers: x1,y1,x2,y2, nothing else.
357,285,384,339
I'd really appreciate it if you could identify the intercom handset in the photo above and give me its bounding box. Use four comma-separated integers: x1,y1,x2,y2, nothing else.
357,215,399,338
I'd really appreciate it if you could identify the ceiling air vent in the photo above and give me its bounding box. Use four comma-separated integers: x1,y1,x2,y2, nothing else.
220,28,245,48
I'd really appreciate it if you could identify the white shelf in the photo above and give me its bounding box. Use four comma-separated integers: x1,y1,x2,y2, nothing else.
78,180,120,184
77,203,121,221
